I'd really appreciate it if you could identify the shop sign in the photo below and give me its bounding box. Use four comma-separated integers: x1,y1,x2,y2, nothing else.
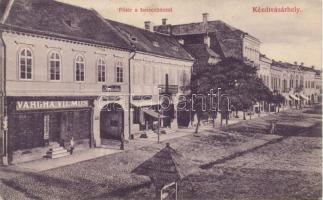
16,100,89,111
102,85,121,92
132,95,153,100
102,96,121,101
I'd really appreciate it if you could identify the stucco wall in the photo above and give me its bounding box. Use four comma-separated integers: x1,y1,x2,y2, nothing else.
243,36,260,67
3,31,129,97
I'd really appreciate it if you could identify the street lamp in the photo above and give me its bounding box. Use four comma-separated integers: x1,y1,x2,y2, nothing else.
158,87,162,143
217,88,221,111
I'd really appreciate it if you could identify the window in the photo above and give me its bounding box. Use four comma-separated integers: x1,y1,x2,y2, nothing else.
153,41,159,47
75,55,85,81
49,52,61,80
116,59,123,83
97,58,106,82
19,48,33,80
290,75,294,88
131,36,137,42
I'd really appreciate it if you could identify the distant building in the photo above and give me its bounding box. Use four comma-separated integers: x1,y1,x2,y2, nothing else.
154,13,261,68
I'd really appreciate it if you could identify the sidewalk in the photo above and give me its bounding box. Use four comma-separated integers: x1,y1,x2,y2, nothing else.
15,148,122,172
10,111,275,173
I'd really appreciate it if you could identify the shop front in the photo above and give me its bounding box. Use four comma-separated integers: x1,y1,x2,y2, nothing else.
6,97,94,164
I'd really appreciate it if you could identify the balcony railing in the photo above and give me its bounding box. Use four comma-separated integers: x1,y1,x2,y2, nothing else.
158,85,178,94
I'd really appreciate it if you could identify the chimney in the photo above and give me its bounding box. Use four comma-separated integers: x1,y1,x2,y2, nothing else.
311,65,315,69
178,39,184,45
162,18,167,25
204,35,210,47
294,61,297,65
202,13,209,24
144,21,153,32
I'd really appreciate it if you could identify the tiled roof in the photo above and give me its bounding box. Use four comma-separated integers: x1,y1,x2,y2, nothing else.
155,20,248,59
183,43,220,63
272,61,319,73
0,0,130,49
107,19,194,61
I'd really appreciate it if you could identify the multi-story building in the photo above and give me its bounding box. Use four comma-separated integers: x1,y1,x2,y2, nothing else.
107,19,194,135
314,70,322,102
0,0,194,165
154,13,261,68
258,55,271,89
264,60,320,108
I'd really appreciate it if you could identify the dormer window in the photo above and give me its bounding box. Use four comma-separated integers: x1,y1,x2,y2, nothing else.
172,46,179,51
65,20,72,27
131,36,137,42
153,41,159,47
64,19,79,29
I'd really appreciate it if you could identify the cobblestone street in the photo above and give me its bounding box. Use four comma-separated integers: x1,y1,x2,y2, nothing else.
0,106,321,200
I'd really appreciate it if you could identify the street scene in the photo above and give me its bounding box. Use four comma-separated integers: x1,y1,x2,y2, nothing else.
0,105,321,199
0,0,322,199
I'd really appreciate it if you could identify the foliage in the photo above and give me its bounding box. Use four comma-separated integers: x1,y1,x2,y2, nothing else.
190,57,273,131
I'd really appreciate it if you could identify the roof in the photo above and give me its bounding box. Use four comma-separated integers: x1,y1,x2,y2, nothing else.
0,0,130,50
132,143,194,188
107,19,194,61
154,20,259,59
184,43,220,63
271,61,319,74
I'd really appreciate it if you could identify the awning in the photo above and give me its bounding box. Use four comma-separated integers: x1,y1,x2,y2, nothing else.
289,94,300,101
143,109,167,119
131,100,159,107
299,94,310,100
283,94,291,101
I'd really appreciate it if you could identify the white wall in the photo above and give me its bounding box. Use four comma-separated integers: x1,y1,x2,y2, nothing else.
243,36,260,67
3,32,129,97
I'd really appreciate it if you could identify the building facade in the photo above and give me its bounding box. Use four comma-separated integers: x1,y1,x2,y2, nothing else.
0,0,134,164
108,19,194,137
0,0,194,164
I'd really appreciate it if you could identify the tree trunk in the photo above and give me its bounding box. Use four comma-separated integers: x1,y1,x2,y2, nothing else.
243,111,246,120
155,188,161,200
274,104,277,113
220,113,223,126
195,115,201,133
235,110,238,118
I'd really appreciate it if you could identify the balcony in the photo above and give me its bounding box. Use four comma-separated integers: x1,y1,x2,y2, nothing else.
158,85,178,94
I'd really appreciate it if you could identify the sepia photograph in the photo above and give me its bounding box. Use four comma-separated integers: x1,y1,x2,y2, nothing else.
0,0,322,199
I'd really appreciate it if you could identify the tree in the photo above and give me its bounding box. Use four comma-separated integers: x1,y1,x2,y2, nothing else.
190,57,273,130
271,91,285,113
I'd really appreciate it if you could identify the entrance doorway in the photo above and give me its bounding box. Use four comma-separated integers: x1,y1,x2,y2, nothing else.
100,103,124,140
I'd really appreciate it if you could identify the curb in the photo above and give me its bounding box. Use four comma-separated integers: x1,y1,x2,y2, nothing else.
200,135,285,169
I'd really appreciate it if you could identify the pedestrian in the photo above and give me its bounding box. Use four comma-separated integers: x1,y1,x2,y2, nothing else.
70,137,74,155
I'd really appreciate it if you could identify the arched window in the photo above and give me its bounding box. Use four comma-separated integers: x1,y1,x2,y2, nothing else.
97,57,106,82
300,76,304,87
115,58,123,83
49,51,61,80
19,48,33,80
290,75,294,88
75,55,85,81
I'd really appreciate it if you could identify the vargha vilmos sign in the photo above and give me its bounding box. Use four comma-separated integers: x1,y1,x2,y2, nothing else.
16,100,89,110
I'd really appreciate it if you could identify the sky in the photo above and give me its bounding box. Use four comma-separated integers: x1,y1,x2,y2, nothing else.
58,0,322,69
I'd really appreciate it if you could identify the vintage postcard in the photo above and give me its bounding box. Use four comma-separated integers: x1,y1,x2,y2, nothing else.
0,0,321,199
